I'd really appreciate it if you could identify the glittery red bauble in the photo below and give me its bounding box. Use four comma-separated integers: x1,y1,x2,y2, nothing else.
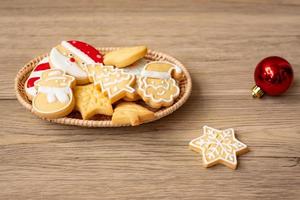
253,56,293,97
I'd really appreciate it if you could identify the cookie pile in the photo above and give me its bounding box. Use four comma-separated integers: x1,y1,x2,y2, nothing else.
25,40,184,126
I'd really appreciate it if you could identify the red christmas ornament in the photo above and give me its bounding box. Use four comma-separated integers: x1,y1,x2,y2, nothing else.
252,56,294,98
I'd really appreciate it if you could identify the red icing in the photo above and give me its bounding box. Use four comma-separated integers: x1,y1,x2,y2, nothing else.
34,62,50,71
70,57,76,62
27,77,40,88
27,61,51,88
67,40,103,63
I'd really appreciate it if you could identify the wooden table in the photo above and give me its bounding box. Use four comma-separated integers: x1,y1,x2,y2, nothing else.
1,0,299,199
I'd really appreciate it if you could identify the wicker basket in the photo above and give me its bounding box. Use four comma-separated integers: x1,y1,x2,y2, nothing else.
15,48,192,127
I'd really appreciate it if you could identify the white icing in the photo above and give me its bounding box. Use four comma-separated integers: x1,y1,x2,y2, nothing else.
38,57,49,64
38,86,71,103
27,57,51,88
25,57,51,99
25,86,37,97
189,126,248,167
48,70,62,77
138,77,179,103
123,59,148,76
157,89,166,96
137,61,181,104
50,48,88,79
92,65,135,100
141,61,182,79
30,70,46,78
61,41,95,65
141,70,171,79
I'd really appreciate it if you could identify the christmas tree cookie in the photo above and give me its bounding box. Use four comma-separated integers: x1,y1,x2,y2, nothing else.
87,64,136,103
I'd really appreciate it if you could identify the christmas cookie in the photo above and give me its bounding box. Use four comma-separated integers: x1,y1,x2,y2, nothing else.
189,126,248,170
137,61,183,108
104,46,147,68
122,58,148,76
121,58,149,101
32,69,76,119
49,40,103,84
87,64,136,103
123,84,141,101
74,84,113,120
25,57,51,100
112,102,155,126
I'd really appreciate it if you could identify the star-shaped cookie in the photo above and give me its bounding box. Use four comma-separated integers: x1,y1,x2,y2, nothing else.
74,84,113,120
189,126,248,169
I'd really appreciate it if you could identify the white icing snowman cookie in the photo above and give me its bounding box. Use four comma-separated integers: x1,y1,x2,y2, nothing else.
137,61,183,108
32,69,76,119
49,40,103,84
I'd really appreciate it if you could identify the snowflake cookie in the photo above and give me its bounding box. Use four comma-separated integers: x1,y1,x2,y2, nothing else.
189,126,248,169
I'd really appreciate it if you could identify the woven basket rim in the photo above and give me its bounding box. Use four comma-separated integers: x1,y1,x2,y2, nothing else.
15,47,192,127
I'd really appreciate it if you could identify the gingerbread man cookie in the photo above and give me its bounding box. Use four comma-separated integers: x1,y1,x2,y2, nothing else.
32,69,76,119
189,126,248,169
49,40,103,84
137,61,183,108
87,64,136,103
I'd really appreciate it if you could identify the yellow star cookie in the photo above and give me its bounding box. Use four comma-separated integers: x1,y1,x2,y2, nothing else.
189,126,248,169
88,65,136,103
74,84,113,120
112,102,155,126
104,46,147,68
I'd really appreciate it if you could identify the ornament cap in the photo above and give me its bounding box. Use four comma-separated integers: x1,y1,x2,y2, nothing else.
252,85,264,98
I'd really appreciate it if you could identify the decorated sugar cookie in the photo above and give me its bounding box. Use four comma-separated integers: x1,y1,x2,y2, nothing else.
49,40,103,84
87,64,136,103
123,58,148,76
74,84,113,120
137,61,183,108
123,84,141,101
32,69,76,119
25,57,51,100
189,126,248,170
121,58,149,101
104,46,147,68
112,102,155,126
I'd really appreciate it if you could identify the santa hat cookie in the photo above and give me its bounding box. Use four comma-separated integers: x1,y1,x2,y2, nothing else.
49,40,103,84
25,57,51,100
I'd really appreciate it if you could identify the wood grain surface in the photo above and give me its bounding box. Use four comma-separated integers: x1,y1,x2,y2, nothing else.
1,0,300,199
